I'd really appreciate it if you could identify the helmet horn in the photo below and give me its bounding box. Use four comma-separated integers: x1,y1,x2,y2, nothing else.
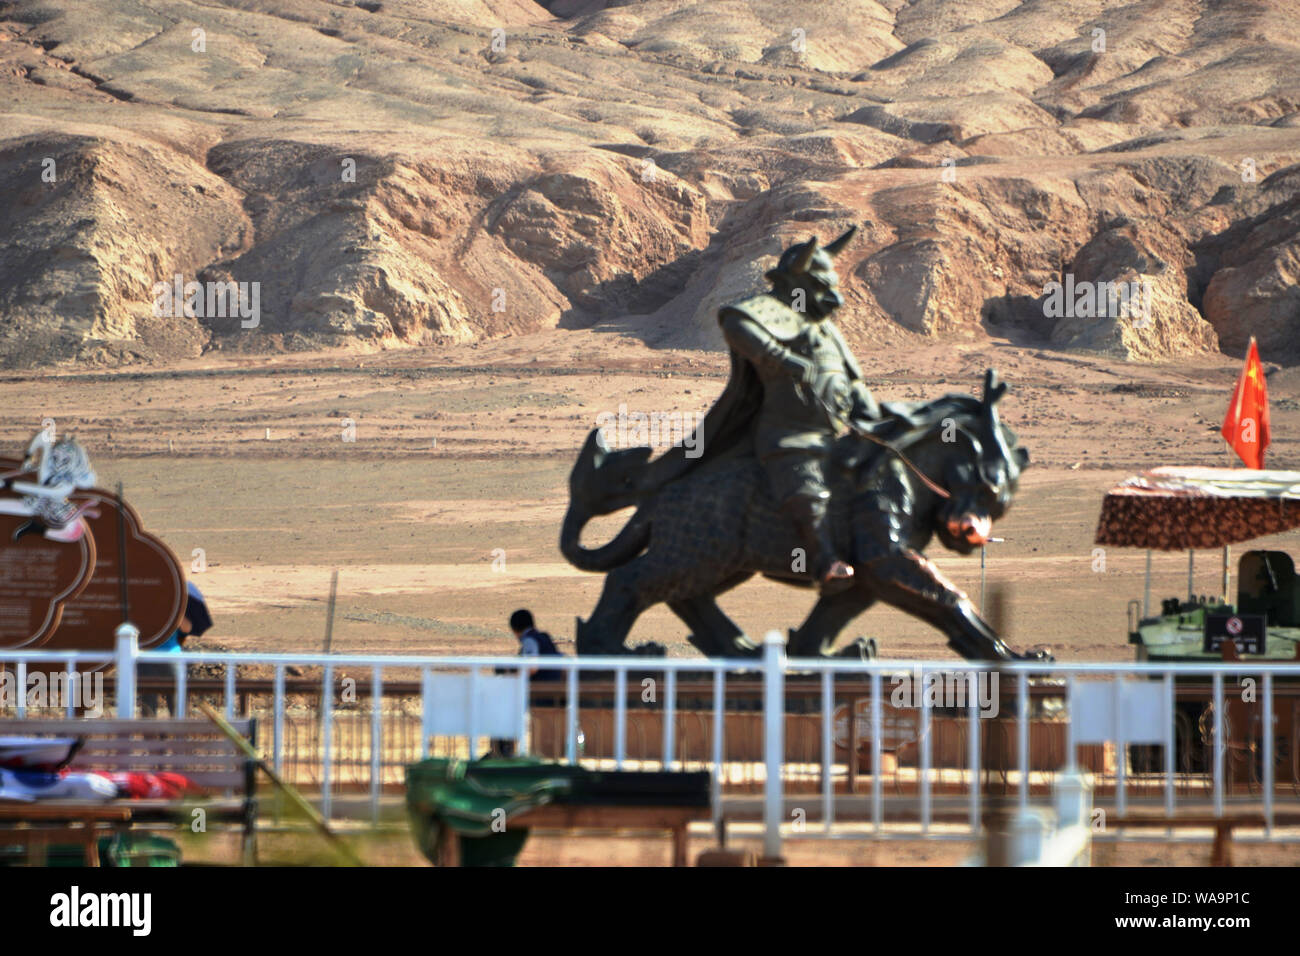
790,237,818,275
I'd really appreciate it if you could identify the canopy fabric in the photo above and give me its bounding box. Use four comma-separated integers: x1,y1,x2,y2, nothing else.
1096,467,1300,550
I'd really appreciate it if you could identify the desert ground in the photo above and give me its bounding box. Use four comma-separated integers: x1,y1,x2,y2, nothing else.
3,0,1299,869
6,329,1299,663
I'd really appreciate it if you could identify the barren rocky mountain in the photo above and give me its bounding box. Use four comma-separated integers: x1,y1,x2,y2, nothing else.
1,0,1297,368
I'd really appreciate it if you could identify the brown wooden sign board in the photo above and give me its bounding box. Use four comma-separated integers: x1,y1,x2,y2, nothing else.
0,507,96,648
47,490,186,653
0,457,185,654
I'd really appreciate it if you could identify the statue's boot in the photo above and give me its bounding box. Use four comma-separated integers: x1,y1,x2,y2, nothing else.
12,519,46,542
787,495,854,591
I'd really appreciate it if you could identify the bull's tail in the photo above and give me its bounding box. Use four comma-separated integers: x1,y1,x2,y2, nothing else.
560,428,654,571
560,500,651,571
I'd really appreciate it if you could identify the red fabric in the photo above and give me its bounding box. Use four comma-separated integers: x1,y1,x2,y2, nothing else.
1222,338,1271,468
97,771,201,799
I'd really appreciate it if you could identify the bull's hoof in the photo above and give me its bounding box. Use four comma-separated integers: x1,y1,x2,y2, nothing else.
832,636,878,661
631,641,667,657
1016,645,1054,663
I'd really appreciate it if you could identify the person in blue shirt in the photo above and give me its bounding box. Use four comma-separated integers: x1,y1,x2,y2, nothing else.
484,610,566,758
510,609,564,682
140,582,212,717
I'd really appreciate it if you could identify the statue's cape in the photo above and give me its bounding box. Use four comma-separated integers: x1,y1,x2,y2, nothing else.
632,296,774,493
633,295,865,494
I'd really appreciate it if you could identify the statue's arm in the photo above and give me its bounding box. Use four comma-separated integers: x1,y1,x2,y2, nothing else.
849,380,880,421
720,310,813,384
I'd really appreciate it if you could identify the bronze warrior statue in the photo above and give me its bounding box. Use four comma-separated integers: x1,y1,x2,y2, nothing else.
560,227,1049,662
719,227,878,588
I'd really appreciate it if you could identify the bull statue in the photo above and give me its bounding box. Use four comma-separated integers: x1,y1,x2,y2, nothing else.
559,229,1048,662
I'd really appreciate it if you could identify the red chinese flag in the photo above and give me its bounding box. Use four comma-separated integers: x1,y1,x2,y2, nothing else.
1221,338,1271,469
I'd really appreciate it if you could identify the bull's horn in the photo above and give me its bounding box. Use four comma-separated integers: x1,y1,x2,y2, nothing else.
791,237,818,274
982,369,1007,407
824,225,857,256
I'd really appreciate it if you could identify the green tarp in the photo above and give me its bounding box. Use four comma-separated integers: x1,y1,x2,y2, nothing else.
406,758,714,867
406,757,575,867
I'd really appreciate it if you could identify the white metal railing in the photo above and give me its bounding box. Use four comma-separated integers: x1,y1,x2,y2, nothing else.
3,631,1300,857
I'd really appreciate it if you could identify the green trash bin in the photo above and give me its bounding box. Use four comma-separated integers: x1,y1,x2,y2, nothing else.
0,832,181,867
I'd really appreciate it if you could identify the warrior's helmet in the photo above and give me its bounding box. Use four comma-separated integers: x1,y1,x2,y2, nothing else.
765,226,857,318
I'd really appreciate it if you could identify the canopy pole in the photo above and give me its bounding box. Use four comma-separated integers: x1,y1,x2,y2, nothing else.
1222,545,1231,606
1188,550,1195,603
1144,550,1152,617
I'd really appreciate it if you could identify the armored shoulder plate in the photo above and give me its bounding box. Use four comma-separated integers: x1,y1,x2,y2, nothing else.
718,294,805,342
822,319,864,380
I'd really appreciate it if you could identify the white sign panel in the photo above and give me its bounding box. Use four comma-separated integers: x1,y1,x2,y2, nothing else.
422,670,525,741
1072,680,1169,745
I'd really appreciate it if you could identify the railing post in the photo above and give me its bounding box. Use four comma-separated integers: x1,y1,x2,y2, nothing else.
1263,672,1274,835
711,668,725,828
820,669,833,833
614,668,627,770
371,667,383,825
115,624,139,719
762,630,786,863
1054,769,1093,866
321,662,334,823
565,665,580,764
1006,809,1048,866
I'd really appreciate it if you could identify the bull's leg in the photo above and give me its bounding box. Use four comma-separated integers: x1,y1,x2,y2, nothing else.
575,562,658,655
860,550,1016,661
669,593,756,658
787,586,877,658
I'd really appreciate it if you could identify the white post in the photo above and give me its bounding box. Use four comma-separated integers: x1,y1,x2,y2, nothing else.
662,669,676,771
1054,768,1093,866
467,667,479,761
820,669,833,832
517,668,530,755
762,630,786,862
15,661,26,719
1055,768,1091,830
322,662,334,822
1006,810,1047,866
1263,672,1274,835
1143,550,1152,617
711,669,725,827
115,624,139,718
1222,545,1231,604
370,667,383,825
565,666,579,764
614,668,627,770
1018,671,1029,811
273,664,286,776
419,668,431,759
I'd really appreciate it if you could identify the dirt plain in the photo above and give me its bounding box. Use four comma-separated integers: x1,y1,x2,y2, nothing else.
7,328,1300,663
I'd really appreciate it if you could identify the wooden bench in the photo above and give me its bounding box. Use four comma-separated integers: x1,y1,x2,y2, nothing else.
0,804,133,866
0,718,258,864
434,803,712,867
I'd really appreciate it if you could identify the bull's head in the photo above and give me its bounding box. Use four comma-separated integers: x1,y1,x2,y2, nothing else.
935,370,1030,554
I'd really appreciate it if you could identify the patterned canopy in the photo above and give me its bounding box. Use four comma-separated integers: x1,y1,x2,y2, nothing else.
1095,467,1300,550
